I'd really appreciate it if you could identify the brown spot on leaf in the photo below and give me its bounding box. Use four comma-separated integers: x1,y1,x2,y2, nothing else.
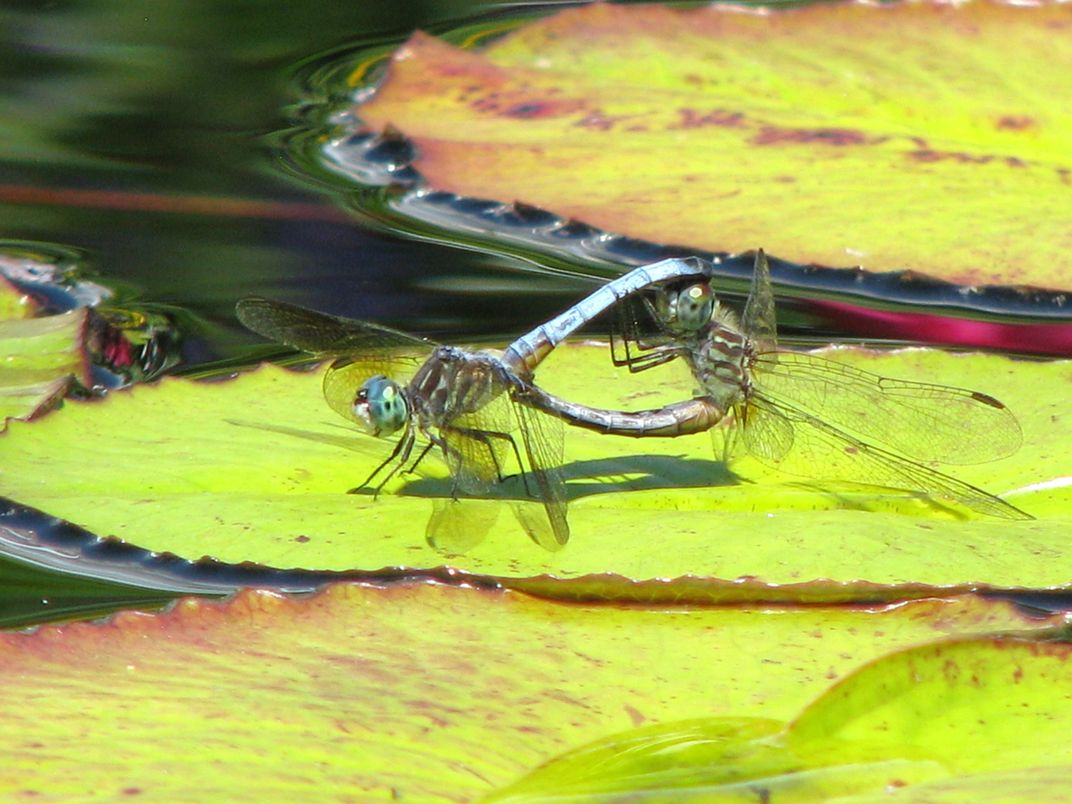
623,704,646,726
294,534,310,543
499,99,588,119
996,115,1036,131
574,110,632,131
752,126,875,146
672,107,746,129
908,149,995,165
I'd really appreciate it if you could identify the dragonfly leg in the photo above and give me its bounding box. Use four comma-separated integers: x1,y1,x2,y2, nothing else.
404,441,435,476
349,426,414,497
610,321,684,373
456,425,533,496
611,294,687,373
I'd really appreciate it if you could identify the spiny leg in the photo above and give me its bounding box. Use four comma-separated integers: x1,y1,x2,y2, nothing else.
348,426,415,497
467,428,533,497
611,295,681,372
404,441,435,476
437,424,533,501
448,424,533,498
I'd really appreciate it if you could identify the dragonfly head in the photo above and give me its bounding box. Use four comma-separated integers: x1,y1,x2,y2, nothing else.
656,281,715,334
353,375,408,437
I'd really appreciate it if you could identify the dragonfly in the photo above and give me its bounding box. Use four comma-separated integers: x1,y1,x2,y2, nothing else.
235,297,570,551
503,251,1031,520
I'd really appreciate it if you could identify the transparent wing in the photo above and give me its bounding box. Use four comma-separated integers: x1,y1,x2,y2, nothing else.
511,393,569,550
236,296,434,355
740,249,777,356
432,369,569,550
425,498,501,555
753,352,1023,465
322,355,425,427
237,296,431,426
439,388,517,496
741,393,1030,520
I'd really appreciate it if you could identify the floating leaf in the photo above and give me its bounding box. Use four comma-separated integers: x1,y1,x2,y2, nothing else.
355,2,1072,289
0,584,1060,798
497,630,1072,800
0,344,1066,598
0,308,88,426
0,274,35,320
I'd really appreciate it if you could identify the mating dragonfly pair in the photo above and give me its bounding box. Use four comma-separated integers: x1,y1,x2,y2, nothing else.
236,250,1029,551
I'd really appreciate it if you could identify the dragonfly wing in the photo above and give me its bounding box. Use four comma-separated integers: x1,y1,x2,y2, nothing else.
744,393,1030,520
425,498,500,555
323,355,424,427
438,425,502,496
754,352,1023,465
436,375,518,495
511,395,570,550
740,249,777,356
236,296,434,355
237,297,431,426
739,399,793,465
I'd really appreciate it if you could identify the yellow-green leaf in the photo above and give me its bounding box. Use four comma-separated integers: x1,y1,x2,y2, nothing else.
0,308,88,426
0,585,1060,799
0,344,1066,597
356,2,1072,289
497,631,1072,800
0,275,35,320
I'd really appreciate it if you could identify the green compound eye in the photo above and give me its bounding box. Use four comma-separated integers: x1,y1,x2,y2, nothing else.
353,375,408,437
674,283,715,332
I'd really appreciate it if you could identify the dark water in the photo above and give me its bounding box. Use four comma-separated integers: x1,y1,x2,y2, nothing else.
0,1,586,362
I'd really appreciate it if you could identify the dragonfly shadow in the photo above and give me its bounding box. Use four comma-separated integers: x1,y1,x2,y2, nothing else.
393,454,736,503
226,418,388,459
227,417,1011,526
227,417,735,503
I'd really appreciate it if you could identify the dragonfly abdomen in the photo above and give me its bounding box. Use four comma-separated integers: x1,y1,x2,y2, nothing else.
519,386,725,438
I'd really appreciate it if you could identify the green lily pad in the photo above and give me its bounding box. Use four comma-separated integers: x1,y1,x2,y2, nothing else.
0,307,88,426
0,584,1060,799
497,629,1072,800
0,343,1066,598
0,274,35,320
356,2,1072,289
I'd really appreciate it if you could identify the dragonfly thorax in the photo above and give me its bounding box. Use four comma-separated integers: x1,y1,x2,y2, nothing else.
353,375,409,437
408,345,512,423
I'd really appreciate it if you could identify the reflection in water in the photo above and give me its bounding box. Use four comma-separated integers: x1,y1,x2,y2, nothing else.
0,1,580,366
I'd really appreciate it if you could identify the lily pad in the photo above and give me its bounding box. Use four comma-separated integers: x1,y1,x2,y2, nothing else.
0,584,1061,799
0,274,35,320
355,2,1072,289
497,630,1072,800
0,307,88,426
0,343,1066,598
